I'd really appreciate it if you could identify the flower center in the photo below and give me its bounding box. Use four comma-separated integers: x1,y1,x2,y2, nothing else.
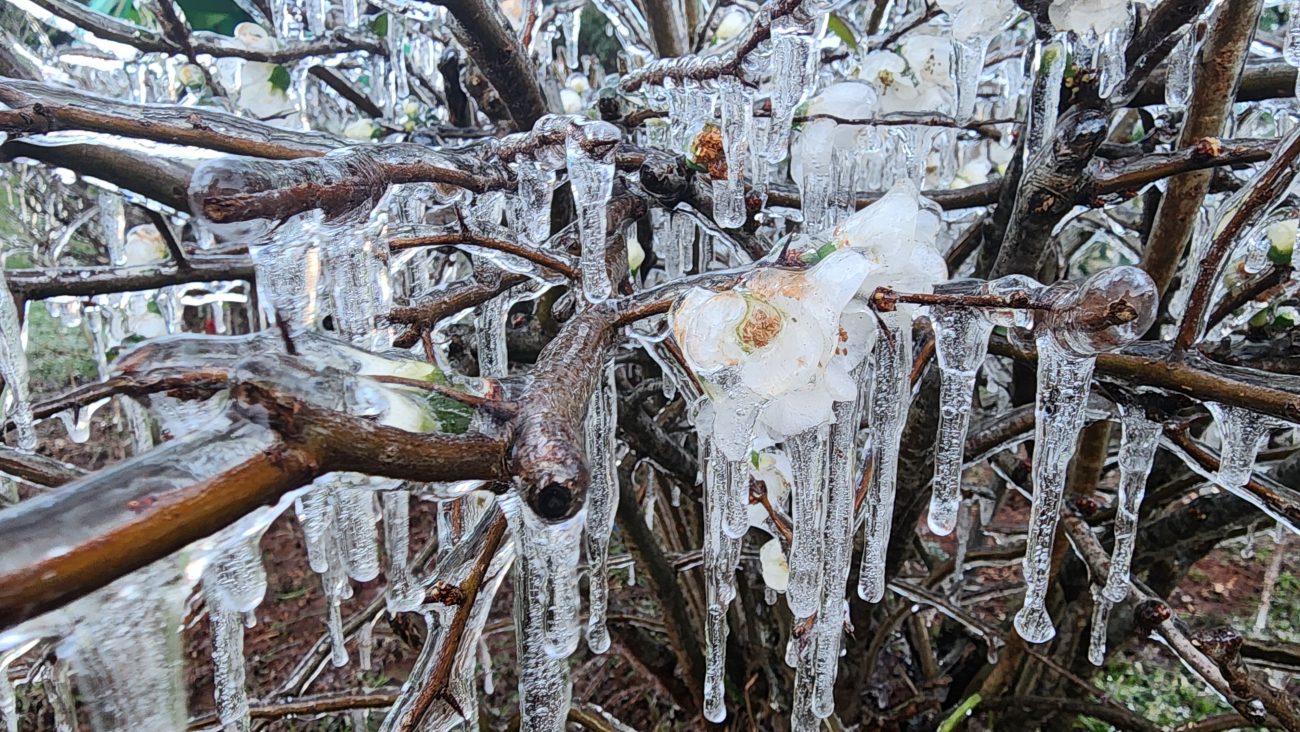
737,298,782,351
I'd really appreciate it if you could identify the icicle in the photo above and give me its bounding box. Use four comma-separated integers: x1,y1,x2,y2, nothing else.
505,495,578,732
99,189,127,266
799,118,837,233
584,362,618,654
715,75,752,228
515,156,555,248
787,425,830,619
671,212,696,275
1088,588,1111,666
1014,332,1096,643
206,604,250,732
383,489,424,612
479,638,495,694
765,22,815,165
1164,29,1195,109
566,119,621,303
0,644,28,732
62,562,190,731
951,34,994,123
928,290,995,536
858,313,912,603
1205,403,1282,489
358,619,374,670
1242,522,1258,559
1024,35,1068,165
808,364,868,720
1011,266,1156,643
0,263,35,452
1101,406,1161,603
701,437,741,723
334,478,381,582
476,294,509,378
1096,19,1133,99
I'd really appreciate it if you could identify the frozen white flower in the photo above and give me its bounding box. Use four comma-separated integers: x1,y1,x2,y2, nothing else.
760,538,790,592
936,0,1016,41
124,224,168,266
672,249,876,459
214,23,295,120
672,181,947,459
1048,0,1133,37
856,40,954,115
951,157,992,188
1267,219,1296,260
823,179,948,295
342,118,378,141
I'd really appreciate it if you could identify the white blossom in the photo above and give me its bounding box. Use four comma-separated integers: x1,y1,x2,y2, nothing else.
214,23,295,121
342,119,379,141
856,36,955,115
672,182,947,459
746,451,793,530
713,8,748,43
790,80,877,185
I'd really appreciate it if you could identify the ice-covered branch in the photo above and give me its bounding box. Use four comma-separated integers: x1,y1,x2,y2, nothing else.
0,446,85,488
432,0,550,130
5,257,254,302
1141,0,1262,298
0,420,318,631
19,0,384,61
0,78,338,159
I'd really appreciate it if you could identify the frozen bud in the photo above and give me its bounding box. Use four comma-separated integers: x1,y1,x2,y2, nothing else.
566,72,591,95
124,224,168,266
177,64,206,88
713,8,748,43
560,87,584,114
403,100,420,117
1266,219,1296,264
760,538,790,592
626,229,645,272
343,119,378,141
233,22,276,51
1051,266,1157,356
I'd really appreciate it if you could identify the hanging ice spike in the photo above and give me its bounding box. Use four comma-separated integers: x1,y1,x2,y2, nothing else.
1014,267,1157,644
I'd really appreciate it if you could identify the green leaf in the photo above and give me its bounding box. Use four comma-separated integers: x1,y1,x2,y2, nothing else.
424,392,472,434
800,241,839,266
268,64,291,92
827,13,857,50
750,451,761,469
371,12,389,37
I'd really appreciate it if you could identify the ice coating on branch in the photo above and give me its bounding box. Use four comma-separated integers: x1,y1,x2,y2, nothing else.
565,119,621,303
927,282,995,536
513,154,556,249
584,361,618,654
936,0,1015,120
1014,267,1157,643
0,261,35,452
858,312,910,603
1205,403,1284,490
1101,405,1161,603
1048,0,1133,36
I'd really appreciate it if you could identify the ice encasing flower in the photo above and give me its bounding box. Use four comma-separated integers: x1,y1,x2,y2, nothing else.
215,23,295,121
856,35,955,114
1048,0,1133,36
671,182,947,460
